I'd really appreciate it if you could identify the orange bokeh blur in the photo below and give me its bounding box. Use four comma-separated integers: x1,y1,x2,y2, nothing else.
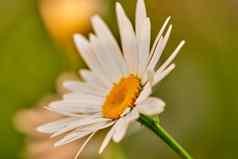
39,0,105,47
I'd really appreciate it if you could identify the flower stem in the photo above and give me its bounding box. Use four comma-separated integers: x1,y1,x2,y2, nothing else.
138,114,192,159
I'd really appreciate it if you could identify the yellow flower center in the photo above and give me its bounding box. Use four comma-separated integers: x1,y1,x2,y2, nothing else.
102,74,141,119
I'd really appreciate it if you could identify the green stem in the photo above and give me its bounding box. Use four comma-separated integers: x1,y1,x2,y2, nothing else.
138,114,192,159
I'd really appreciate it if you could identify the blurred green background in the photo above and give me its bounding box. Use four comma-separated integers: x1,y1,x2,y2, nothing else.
0,0,238,158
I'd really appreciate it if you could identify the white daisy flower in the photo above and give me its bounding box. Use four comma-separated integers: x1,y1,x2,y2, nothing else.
37,0,185,157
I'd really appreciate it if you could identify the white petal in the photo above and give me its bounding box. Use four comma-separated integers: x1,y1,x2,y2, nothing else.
136,0,151,76
46,107,88,117
146,36,164,73
48,101,101,114
54,130,92,147
79,69,110,90
149,16,171,60
63,93,105,105
74,34,101,73
63,81,107,97
113,109,139,143
74,34,112,87
98,124,116,154
136,0,147,30
51,116,109,137
74,132,96,159
147,25,172,72
73,121,114,158
136,97,165,115
112,118,128,143
54,121,113,147
90,34,122,83
116,2,138,74
89,34,121,82
49,100,101,109
156,40,185,73
91,15,128,76
141,36,163,84
125,109,140,122
141,68,156,85
77,121,114,133
139,18,151,76
153,63,176,86
135,82,152,104
37,117,76,134
143,17,172,83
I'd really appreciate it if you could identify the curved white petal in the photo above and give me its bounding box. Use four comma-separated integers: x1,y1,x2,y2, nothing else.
91,15,128,76
149,16,171,60
113,109,139,143
153,63,176,86
112,118,128,143
135,82,152,104
147,25,172,72
54,130,92,147
74,132,96,159
116,2,138,74
99,123,116,154
136,97,165,115
156,40,185,73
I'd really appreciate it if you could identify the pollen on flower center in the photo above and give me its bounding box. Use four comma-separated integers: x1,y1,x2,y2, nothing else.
102,74,141,119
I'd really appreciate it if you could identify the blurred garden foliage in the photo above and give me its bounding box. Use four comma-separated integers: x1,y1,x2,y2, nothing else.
0,0,238,159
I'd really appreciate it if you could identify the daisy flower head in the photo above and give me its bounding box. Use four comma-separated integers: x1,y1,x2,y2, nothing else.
37,0,185,158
